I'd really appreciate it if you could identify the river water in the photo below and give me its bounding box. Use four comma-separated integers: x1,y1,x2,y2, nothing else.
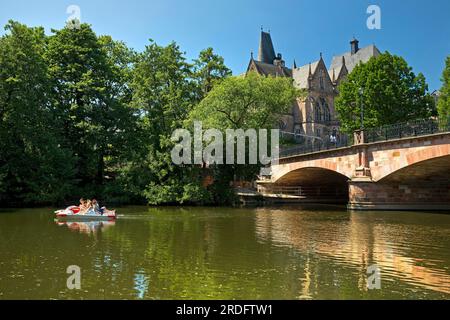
0,206,449,300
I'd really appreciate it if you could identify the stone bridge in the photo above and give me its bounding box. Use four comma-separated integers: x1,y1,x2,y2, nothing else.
258,128,450,210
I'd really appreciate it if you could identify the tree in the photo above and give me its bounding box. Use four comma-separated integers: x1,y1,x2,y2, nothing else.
127,40,208,205
0,21,75,205
335,52,435,133
193,47,231,99
187,72,301,204
45,23,136,197
189,72,300,130
437,56,450,119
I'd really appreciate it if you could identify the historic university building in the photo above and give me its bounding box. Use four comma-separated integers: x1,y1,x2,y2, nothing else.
246,31,381,144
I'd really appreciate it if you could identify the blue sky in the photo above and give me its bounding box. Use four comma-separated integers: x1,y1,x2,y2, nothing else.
1,0,449,90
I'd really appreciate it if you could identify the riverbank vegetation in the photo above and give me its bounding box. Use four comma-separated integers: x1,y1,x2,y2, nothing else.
0,21,297,207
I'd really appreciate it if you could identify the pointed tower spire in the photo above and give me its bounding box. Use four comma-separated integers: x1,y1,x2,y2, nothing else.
342,55,346,66
258,30,276,64
308,62,312,76
293,59,297,69
251,51,254,60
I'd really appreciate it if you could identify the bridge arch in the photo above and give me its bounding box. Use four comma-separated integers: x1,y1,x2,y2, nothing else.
377,154,450,184
273,166,350,185
270,166,350,203
372,144,450,182
272,159,353,184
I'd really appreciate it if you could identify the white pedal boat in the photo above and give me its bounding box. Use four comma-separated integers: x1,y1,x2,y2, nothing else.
55,206,116,221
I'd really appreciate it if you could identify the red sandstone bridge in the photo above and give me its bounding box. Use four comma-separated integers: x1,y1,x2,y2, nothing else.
257,118,450,210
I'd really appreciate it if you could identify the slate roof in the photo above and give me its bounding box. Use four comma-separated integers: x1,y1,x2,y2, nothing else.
252,60,292,77
329,44,381,74
328,61,346,82
258,31,276,65
292,60,320,89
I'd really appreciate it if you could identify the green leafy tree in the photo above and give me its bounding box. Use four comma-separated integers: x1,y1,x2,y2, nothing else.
188,72,302,204
335,52,435,133
127,40,208,205
437,56,450,119
45,24,136,197
0,21,75,205
189,72,301,130
193,47,232,99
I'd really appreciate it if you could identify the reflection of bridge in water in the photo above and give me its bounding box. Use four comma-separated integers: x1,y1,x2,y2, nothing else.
259,118,450,210
254,209,450,296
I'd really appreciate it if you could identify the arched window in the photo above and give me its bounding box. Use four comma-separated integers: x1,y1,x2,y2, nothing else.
315,102,321,122
320,98,331,122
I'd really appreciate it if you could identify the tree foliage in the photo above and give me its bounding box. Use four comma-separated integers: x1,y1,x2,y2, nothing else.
0,21,298,207
437,56,450,119
335,52,435,133
193,47,232,99
123,41,218,205
45,23,137,195
187,72,302,204
0,21,75,204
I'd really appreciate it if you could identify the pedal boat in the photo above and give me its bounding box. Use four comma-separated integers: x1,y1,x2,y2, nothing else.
55,206,116,221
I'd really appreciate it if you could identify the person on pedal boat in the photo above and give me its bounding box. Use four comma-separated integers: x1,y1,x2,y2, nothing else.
79,199,92,215
92,199,104,215
79,198,87,214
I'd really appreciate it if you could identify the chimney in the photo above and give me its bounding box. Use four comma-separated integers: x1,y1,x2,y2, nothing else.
350,37,359,55
273,53,285,67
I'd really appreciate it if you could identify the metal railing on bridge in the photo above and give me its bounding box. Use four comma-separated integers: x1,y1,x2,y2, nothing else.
279,134,352,158
363,117,450,143
278,118,450,159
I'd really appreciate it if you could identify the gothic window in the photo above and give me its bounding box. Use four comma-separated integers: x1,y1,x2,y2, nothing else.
319,70,324,90
279,120,287,131
320,98,331,122
315,102,321,122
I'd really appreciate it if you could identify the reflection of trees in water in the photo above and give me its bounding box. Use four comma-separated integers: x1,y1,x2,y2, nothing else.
1,207,449,299
254,208,450,296
81,207,320,299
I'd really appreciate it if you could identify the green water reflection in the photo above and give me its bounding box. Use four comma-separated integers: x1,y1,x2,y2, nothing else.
0,206,449,300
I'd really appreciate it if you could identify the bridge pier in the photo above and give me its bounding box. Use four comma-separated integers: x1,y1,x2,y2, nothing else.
348,180,450,211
